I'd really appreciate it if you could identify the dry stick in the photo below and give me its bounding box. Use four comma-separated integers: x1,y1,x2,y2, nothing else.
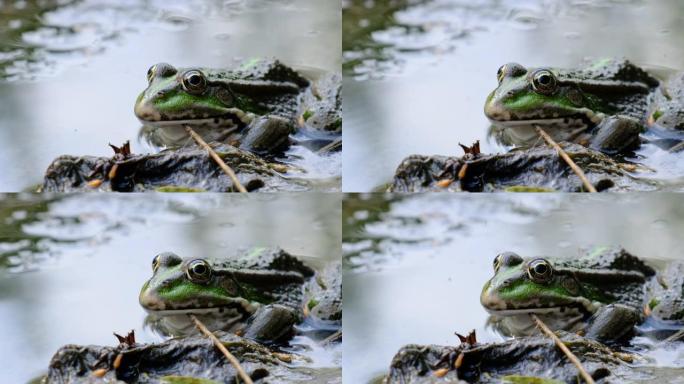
190,315,254,384
531,314,596,384
535,127,597,193
185,126,248,193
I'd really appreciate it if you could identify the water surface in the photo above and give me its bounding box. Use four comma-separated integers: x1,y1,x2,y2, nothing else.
0,0,341,191
0,193,341,383
343,0,684,191
343,193,684,383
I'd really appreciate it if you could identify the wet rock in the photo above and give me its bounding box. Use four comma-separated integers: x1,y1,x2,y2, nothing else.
46,332,317,383
309,261,342,323
41,144,308,193
385,332,638,383
389,143,654,192
301,72,343,133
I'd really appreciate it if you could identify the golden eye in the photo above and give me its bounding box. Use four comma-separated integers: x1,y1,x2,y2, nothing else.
497,65,506,83
147,65,156,83
493,254,502,271
186,259,212,283
152,254,161,272
181,70,207,94
527,258,553,283
531,69,557,95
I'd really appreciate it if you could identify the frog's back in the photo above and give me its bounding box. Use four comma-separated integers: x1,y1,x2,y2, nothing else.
219,247,314,277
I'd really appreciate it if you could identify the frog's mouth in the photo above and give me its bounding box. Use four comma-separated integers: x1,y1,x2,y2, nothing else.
136,107,255,129
485,306,588,317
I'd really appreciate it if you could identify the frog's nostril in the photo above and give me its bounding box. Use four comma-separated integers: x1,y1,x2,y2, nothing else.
156,91,165,98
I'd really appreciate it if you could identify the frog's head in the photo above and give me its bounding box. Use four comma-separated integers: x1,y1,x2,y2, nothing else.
480,252,601,317
139,252,257,316
484,63,606,130
134,63,255,128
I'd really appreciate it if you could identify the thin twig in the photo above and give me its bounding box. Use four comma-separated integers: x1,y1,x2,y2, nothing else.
663,327,684,343
185,126,247,193
535,127,597,193
190,315,254,384
321,329,342,345
531,314,596,384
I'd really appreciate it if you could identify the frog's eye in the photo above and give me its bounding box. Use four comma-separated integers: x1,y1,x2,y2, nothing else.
531,69,557,95
496,65,505,83
186,259,212,283
181,70,207,95
494,252,523,271
152,254,161,272
527,258,553,283
147,65,156,83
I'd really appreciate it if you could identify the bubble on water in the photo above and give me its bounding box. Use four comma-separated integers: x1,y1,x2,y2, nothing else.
557,240,572,248
353,210,369,221
564,31,581,39
507,9,543,30
651,219,669,229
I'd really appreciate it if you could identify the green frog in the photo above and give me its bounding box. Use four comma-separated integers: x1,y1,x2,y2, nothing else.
134,59,310,155
484,59,662,155
139,247,323,343
480,247,658,342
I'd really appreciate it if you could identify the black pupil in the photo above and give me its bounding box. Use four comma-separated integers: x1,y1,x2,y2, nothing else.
534,263,548,274
193,264,206,275
538,74,550,85
189,74,201,86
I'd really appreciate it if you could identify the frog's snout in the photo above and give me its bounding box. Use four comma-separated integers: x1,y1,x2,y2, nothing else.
484,92,511,122
480,282,507,311
134,96,162,122
139,288,165,311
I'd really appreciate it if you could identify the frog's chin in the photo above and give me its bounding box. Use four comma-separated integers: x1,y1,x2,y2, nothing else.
487,307,587,336
144,308,248,337
489,117,593,146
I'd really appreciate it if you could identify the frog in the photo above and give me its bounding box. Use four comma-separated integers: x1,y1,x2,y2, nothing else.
134,59,309,155
484,58,662,155
480,247,658,342
139,247,319,343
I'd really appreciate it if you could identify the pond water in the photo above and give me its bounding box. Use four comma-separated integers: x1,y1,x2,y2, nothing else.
343,193,684,383
0,193,341,383
342,0,684,191
0,0,341,191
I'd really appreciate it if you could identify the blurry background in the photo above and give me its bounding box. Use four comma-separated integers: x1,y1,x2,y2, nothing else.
0,0,341,191
342,0,684,191
343,193,684,383
0,193,341,383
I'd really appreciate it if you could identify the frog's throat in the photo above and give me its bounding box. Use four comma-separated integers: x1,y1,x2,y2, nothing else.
143,297,260,316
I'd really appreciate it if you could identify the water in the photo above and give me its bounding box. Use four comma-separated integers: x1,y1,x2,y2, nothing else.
0,0,341,191
0,193,342,383
343,193,684,383
342,0,684,192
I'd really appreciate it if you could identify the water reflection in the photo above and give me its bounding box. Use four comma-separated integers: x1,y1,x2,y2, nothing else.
0,0,341,190
343,193,684,383
0,193,341,383
342,0,684,191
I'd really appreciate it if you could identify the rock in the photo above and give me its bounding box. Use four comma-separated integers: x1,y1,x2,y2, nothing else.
389,143,653,193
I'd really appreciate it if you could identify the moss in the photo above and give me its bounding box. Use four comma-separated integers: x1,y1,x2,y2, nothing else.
155,186,205,192
652,109,664,121
502,375,564,384
505,186,555,193
162,375,221,384
307,298,320,310
302,110,314,121
649,298,661,309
